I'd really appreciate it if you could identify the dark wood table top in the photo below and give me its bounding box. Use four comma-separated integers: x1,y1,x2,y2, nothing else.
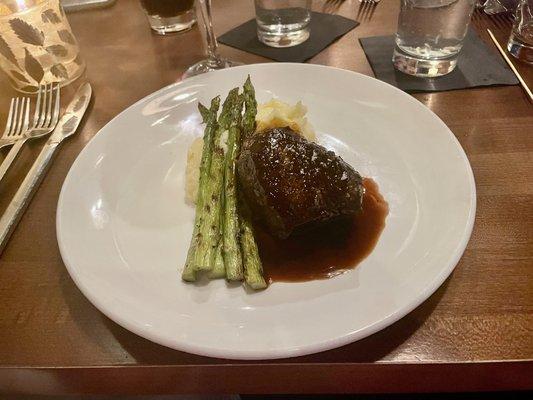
0,0,532,395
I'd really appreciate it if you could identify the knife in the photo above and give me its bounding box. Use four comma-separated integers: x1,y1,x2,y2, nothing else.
0,82,92,255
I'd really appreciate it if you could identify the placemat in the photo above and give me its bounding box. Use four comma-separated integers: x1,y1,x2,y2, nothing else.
219,12,359,63
359,29,518,92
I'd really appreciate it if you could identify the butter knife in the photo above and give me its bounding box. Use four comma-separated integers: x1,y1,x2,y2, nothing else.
0,82,92,255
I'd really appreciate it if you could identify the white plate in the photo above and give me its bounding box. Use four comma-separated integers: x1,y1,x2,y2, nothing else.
57,63,476,360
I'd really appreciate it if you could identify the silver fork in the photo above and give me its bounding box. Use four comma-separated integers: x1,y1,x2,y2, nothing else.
356,0,381,23
0,97,31,151
0,83,60,183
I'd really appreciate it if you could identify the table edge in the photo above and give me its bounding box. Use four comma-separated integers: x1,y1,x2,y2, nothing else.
0,360,532,395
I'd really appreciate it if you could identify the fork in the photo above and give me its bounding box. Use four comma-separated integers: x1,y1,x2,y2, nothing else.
356,0,381,23
0,83,60,183
0,97,31,151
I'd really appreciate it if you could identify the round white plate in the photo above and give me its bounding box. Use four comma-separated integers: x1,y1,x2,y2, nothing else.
57,63,476,360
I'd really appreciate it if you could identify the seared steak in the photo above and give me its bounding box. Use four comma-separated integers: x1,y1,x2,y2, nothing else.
237,127,364,239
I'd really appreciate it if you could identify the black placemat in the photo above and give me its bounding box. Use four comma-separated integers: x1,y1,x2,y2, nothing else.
219,12,359,63
359,29,518,92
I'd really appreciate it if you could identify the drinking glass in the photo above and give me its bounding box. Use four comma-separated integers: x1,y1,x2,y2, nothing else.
482,0,519,14
393,0,476,77
255,0,312,47
182,0,241,79
139,0,196,34
0,0,85,93
507,0,533,63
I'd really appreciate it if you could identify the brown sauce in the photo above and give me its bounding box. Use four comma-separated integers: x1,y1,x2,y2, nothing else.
256,178,389,282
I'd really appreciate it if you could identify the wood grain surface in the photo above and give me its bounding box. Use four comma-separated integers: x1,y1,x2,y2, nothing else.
0,0,532,395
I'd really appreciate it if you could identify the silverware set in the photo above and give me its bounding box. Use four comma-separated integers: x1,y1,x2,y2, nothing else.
0,84,60,183
0,82,92,255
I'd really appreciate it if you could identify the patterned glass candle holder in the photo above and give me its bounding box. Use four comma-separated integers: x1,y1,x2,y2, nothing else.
0,0,85,93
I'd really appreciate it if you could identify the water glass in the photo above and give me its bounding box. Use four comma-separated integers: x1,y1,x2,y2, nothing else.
0,0,85,93
507,0,533,63
139,0,196,34
393,0,476,77
255,0,312,48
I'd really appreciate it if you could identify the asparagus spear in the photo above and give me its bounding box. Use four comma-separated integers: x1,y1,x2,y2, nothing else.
210,92,245,279
182,97,220,282
239,77,267,289
194,88,240,273
242,76,257,140
198,103,211,122
221,94,245,281
209,243,226,279
206,159,227,279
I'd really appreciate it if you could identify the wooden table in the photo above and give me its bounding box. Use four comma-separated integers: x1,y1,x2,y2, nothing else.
0,0,531,395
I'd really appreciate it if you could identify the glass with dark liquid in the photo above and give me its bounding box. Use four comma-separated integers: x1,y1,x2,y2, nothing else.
140,0,196,34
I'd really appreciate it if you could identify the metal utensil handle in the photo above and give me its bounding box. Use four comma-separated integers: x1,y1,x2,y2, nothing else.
0,142,59,255
0,140,26,184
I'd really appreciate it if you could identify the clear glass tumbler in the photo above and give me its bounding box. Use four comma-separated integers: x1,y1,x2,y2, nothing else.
393,0,476,77
255,0,312,48
139,0,196,34
507,0,533,63
0,0,85,93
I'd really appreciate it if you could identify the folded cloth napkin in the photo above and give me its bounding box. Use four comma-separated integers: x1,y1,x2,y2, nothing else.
359,29,518,93
218,12,359,63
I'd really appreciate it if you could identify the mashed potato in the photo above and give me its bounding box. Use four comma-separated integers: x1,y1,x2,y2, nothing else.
185,99,316,204
256,99,316,142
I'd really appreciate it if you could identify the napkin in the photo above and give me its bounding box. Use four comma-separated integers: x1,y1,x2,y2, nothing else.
359,29,519,92
218,12,359,63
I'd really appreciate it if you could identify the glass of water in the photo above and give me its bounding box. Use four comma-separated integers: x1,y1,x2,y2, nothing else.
255,0,312,48
0,0,85,93
393,0,476,77
507,0,533,64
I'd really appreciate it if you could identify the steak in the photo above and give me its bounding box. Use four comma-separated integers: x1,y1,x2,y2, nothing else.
237,127,364,239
